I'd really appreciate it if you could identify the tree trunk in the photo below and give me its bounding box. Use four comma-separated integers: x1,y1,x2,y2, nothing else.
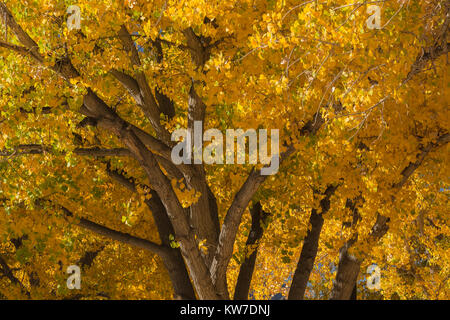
288,185,337,299
234,202,269,300
330,245,361,300
288,209,324,300
146,191,196,300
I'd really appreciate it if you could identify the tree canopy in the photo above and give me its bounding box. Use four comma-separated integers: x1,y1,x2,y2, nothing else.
0,0,448,300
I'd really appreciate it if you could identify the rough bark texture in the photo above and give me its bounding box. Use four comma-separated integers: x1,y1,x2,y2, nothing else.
186,83,220,267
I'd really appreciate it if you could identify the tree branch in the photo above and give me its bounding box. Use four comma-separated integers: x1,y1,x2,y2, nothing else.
110,68,144,105
182,27,212,67
59,205,170,257
0,144,133,158
77,246,105,269
393,133,450,189
0,254,31,298
0,40,39,61
104,163,196,299
0,3,42,62
117,25,170,142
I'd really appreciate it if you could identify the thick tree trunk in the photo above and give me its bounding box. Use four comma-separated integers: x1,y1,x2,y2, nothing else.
288,185,337,300
162,249,196,300
350,283,357,300
330,244,361,300
288,209,324,300
146,191,196,300
234,202,269,300
106,165,196,299
331,214,390,300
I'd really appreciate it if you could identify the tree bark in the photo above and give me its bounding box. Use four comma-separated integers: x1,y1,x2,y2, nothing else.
331,133,450,299
330,243,361,300
145,191,196,300
288,208,324,300
350,283,357,300
288,185,337,300
106,164,196,299
234,202,270,300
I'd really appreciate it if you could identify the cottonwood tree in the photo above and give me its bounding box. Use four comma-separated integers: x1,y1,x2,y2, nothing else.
0,0,448,299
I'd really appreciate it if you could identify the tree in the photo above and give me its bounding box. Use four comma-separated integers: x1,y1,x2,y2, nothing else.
0,0,448,300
